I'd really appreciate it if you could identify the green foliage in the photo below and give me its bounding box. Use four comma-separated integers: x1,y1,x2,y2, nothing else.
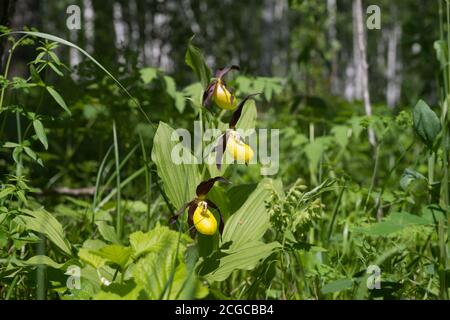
74,226,207,299
17,208,72,255
151,122,201,209
185,37,212,89
413,99,441,148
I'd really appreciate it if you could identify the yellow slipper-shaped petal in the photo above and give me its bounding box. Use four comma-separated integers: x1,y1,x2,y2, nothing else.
193,202,218,235
227,132,254,165
213,81,237,110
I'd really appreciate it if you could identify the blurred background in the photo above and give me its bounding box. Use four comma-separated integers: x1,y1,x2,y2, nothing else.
1,0,439,106
0,0,441,192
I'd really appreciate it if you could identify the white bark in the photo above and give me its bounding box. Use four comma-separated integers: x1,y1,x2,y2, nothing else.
386,22,402,108
327,0,339,94
355,0,376,146
82,0,94,53
113,2,126,64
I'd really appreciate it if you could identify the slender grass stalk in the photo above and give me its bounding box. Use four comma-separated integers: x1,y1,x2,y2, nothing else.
363,143,381,218
92,144,113,224
309,122,317,185
112,121,122,239
96,166,146,210
36,234,46,300
98,145,138,200
5,275,19,300
139,133,152,230
327,181,346,243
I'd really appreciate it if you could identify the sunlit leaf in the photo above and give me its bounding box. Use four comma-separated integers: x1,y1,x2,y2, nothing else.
151,122,201,209
19,208,71,255
198,241,281,282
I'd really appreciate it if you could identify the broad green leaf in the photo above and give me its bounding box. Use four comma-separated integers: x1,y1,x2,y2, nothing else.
93,244,132,270
151,122,201,209
94,280,144,300
185,37,211,89
19,208,71,255
47,86,71,115
21,255,69,269
96,221,121,244
33,119,48,150
413,100,441,148
129,226,191,259
132,226,207,299
236,100,257,131
78,248,107,269
222,179,275,249
198,241,281,282
388,211,429,225
139,67,159,84
321,279,354,294
353,212,431,236
226,183,257,213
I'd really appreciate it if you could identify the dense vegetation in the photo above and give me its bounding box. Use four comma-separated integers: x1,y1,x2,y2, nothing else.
0,0,449,300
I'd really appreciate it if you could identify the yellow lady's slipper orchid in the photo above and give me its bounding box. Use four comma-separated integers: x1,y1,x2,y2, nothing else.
170,177,229,238
214,93,260,170
203,65,240,110
193,201,218,235
227,131,254,165
213,79,237,110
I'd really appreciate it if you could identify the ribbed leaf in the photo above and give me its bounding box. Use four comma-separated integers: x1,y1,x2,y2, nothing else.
235,100,257,131
21,255,70,269
96,221,121,244
222,179,275,249
151,122,201,209
199,241,281,282
93,245,132,270
19,208,71,255
132,226,207,299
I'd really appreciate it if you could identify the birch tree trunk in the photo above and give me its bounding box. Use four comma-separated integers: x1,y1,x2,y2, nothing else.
327,0,339,94
386,20,402,108
354,0,376,147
